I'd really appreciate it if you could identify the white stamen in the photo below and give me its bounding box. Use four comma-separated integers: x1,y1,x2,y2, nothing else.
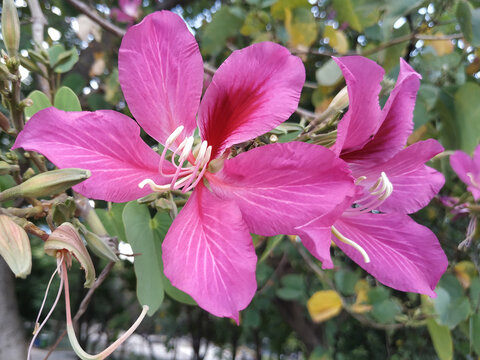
332,226,370,263
139,127,213,194
467,172,480,188
349,172,393,214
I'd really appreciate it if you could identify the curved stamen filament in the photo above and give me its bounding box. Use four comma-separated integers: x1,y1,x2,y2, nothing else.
348,172,393,214
332,226,370,263
467,172,480,188
141,126,212,194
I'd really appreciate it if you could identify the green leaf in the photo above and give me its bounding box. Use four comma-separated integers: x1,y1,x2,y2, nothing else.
54,86,81,112
241,10,270,36
316,58,343,87
454,82,480,153
123,202,164,315
370,299,401,323
96,203,127,243
276,287,303,300
427,318,453,360
48,44,79,73
24,90,52,120
62,73,87,95
285,7,317,47
259,235,283,263
457,0,473,44
434,288,471,329
270,0,308,20
149,212,196,306
200,7,244,55
471,312,480,355
382,22,410,72
332,0,362,32
334,270,359,296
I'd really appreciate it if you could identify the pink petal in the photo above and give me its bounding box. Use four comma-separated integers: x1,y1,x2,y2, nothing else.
332,56,384,155
119,11,203,147
333,213,447,297
450,149,480,200
198,42,305,159
162,183,257,322
111,8,134,23
343,59,421,165
206,142,355,236
351,139,444,214
13,107,168,202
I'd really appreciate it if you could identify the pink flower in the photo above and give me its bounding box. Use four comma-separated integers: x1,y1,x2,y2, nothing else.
296,56,447,297
14,11,355,321
450,144,480,200
111,0,141,25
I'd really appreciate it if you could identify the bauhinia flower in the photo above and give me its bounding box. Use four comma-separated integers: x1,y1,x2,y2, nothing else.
111,0,141,25
296,56,448,297
14,11,355,321
450,144,480,201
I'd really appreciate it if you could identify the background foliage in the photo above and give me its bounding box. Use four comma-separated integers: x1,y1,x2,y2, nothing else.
1,0,480,359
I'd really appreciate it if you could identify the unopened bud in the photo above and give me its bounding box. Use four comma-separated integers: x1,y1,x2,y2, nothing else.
328,86,349,112
0,214,32,278
45,222,95,287
84,230,118,262
22,167,36,180
1,0,21,57
0,168,91,201
19,98,34,110
0,161,19,175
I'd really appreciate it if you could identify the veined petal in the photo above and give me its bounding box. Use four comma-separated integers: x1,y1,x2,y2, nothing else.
207,142,355,236
162,183,257,322
334,213,447,297
343,59,421,164
119,11,203,147
13,107,168,202
451,148,480,200
198,42,305,159
332,56,384,155
353,139,445,214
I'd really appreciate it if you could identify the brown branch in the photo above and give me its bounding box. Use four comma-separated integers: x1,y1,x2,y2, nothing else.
27,0,51,97
64,0,126,38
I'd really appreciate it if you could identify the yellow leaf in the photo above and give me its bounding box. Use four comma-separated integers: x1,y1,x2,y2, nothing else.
454,260,477,289
425,33,454,56
351,279,372,314
284,7,317,48
307,290,343,323
324,26,349,54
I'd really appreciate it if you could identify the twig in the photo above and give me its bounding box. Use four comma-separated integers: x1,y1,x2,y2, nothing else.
64,0,126,37
43,261,116,360
27,0,51,97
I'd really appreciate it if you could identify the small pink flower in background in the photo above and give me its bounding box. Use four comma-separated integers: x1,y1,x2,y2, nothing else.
111,0,142,25
450,144,480,201
14,11,355,321
296,56,448,297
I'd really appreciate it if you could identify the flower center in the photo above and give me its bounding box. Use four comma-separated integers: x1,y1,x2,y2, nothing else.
332,172,394,264
347,171,393,214
138,125,212,193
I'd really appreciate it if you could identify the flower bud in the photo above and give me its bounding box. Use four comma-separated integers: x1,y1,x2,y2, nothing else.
0,161,18,175
328,86,349,112
0,168,90,201
45,222,95,287
0,214,32,278
84,230,119,262
1,0,21,57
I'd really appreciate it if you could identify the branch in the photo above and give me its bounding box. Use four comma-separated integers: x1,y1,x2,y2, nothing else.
64,0,126,38
27,0,51,96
